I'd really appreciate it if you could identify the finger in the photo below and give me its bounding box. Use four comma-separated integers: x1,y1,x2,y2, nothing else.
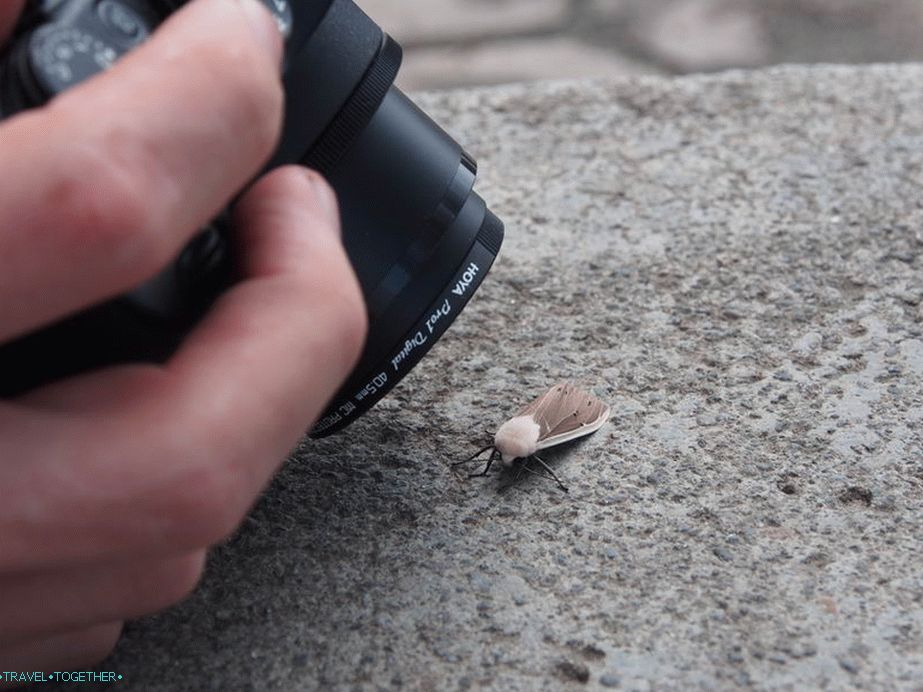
0,0,284,343
169,169,367,473
0,167,366,570
0,552,204,646
0,1,24,44
0,622,123,674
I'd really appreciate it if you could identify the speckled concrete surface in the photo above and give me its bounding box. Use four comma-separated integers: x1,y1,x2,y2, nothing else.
93,66,923,690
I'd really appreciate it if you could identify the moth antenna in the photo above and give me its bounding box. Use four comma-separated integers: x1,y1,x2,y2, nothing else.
452,444,496,467
530,455,569,493
468,449,498,478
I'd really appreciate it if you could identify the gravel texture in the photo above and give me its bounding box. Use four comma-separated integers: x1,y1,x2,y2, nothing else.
90,65,923,690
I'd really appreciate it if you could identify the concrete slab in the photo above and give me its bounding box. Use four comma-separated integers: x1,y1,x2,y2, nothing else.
580,0,923,72
357,0,571,45
396,36,659,91
90,65,923,690
630,0,770,72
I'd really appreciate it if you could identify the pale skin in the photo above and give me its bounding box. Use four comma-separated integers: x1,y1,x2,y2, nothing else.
0,0,367,676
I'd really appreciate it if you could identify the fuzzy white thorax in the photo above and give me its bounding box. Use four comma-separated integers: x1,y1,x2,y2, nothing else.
494,415,541,465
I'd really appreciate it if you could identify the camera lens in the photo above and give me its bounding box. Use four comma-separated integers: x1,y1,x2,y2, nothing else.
276,1,504,436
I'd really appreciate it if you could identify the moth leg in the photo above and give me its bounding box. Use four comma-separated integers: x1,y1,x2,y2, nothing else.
529,455,569,493
516,460,561,486
452,444,495,468
468,449,498,478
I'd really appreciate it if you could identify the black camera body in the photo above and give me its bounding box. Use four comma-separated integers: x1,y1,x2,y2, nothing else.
0,0,503,436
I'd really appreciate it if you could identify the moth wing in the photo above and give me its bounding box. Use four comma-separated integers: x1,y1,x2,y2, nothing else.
536,404,610,449
517,382,609,444
515,381,581,438
534,384,610,449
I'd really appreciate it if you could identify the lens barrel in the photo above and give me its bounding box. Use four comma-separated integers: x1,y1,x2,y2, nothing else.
0,0,504,437
285,1,505,435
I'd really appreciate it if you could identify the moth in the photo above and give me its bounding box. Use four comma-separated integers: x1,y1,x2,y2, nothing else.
455,382,610,492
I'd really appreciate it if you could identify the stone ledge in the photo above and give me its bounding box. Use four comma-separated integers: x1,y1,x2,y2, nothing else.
92,65,923,690
359,0,571,46
396,36,660,91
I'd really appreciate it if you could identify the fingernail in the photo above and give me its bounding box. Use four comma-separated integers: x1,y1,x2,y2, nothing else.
237,0,284,68
302,169,341,234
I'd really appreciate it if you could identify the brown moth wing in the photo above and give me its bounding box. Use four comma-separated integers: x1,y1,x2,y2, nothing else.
515,381,576,438
541,384,609,445
517,382,609,443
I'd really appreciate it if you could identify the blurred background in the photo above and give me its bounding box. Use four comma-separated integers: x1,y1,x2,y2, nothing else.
358,0,923,90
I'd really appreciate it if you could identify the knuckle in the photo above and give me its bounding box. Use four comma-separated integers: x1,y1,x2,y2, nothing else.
150,552,206,610
79,623,124,665
335,285,369,365
320,276,368,369
206,44,283,159
161,455,251,548
51,129,172,280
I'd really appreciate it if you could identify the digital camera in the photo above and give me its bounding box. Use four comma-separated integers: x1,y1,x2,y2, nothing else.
0,0,504,436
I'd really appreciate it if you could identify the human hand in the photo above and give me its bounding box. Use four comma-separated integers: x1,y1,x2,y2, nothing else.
0,0,366,674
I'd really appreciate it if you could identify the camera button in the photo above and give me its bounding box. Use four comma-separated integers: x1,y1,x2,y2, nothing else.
259,0,293,39
96,1,149,45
